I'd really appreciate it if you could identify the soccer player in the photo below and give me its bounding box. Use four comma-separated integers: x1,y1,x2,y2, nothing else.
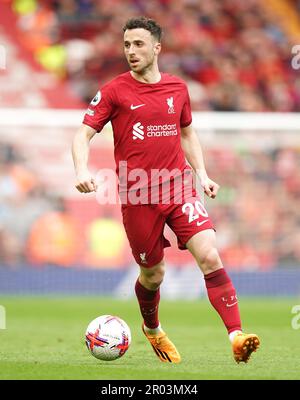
72,17,260,364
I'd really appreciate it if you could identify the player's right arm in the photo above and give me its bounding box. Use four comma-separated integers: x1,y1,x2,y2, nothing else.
72,123,98,193
73,81,117,193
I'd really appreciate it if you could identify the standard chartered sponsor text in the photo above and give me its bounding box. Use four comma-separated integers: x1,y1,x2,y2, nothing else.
147,124,177,137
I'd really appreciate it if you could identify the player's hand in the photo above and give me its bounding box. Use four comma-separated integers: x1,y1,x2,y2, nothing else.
75,170,98,193
199,173,220,199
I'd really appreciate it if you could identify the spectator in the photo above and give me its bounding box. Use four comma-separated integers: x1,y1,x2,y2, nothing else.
26,209,81,267
10,0,300,111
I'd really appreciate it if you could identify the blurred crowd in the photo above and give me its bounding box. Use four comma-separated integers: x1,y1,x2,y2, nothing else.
0,141,130,269
206,146,300,270
0,142,77,267
0,140,299,270
1,0,299,271
9,0,300,111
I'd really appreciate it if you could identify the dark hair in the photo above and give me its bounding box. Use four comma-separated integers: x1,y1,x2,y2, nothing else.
123,17,162,42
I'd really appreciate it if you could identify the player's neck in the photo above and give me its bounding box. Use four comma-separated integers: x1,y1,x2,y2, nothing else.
130,68,161,84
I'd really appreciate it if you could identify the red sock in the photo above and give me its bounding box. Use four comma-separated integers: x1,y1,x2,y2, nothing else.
204,268,242,334
135,279,160,329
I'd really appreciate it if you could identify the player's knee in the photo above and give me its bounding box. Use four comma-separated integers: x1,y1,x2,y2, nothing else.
147,268,165,287
146,274,164,289
198,247,222,274
140,262,165,289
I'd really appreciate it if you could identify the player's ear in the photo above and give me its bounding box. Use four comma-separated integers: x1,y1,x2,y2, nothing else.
154,42,161,55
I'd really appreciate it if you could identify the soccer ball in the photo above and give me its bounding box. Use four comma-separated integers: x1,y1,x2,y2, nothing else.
85,315,131,361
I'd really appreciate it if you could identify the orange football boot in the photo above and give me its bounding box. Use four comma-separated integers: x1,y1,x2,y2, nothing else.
232,332,260,363
142,325,181,363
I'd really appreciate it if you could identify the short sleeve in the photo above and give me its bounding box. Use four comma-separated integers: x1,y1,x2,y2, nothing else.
180,84,192,128
83,84,116,132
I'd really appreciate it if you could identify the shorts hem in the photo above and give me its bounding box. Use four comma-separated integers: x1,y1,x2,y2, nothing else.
138,256,164,268
178,226,216,250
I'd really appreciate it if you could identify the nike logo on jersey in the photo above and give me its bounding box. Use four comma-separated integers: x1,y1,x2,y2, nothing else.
197,219,209,227
130,104,146,110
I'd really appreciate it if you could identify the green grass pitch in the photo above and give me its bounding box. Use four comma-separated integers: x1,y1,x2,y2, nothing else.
0,296,299,380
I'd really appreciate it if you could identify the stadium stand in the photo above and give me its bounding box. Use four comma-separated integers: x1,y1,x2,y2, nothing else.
5,0,300,111
0,0,85,108
0,0,299,281
0,118,299,271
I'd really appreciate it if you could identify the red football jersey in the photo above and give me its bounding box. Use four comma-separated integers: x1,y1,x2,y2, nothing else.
83,71,192,198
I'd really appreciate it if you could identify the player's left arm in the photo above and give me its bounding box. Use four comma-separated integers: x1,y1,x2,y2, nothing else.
180,124,220,199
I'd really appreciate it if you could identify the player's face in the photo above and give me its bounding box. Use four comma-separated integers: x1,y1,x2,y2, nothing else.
124,28,161,74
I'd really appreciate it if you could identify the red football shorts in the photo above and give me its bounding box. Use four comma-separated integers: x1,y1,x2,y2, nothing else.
121,186,214,268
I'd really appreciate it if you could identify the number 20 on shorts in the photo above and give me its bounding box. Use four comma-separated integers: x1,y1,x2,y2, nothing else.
182,201,209,226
